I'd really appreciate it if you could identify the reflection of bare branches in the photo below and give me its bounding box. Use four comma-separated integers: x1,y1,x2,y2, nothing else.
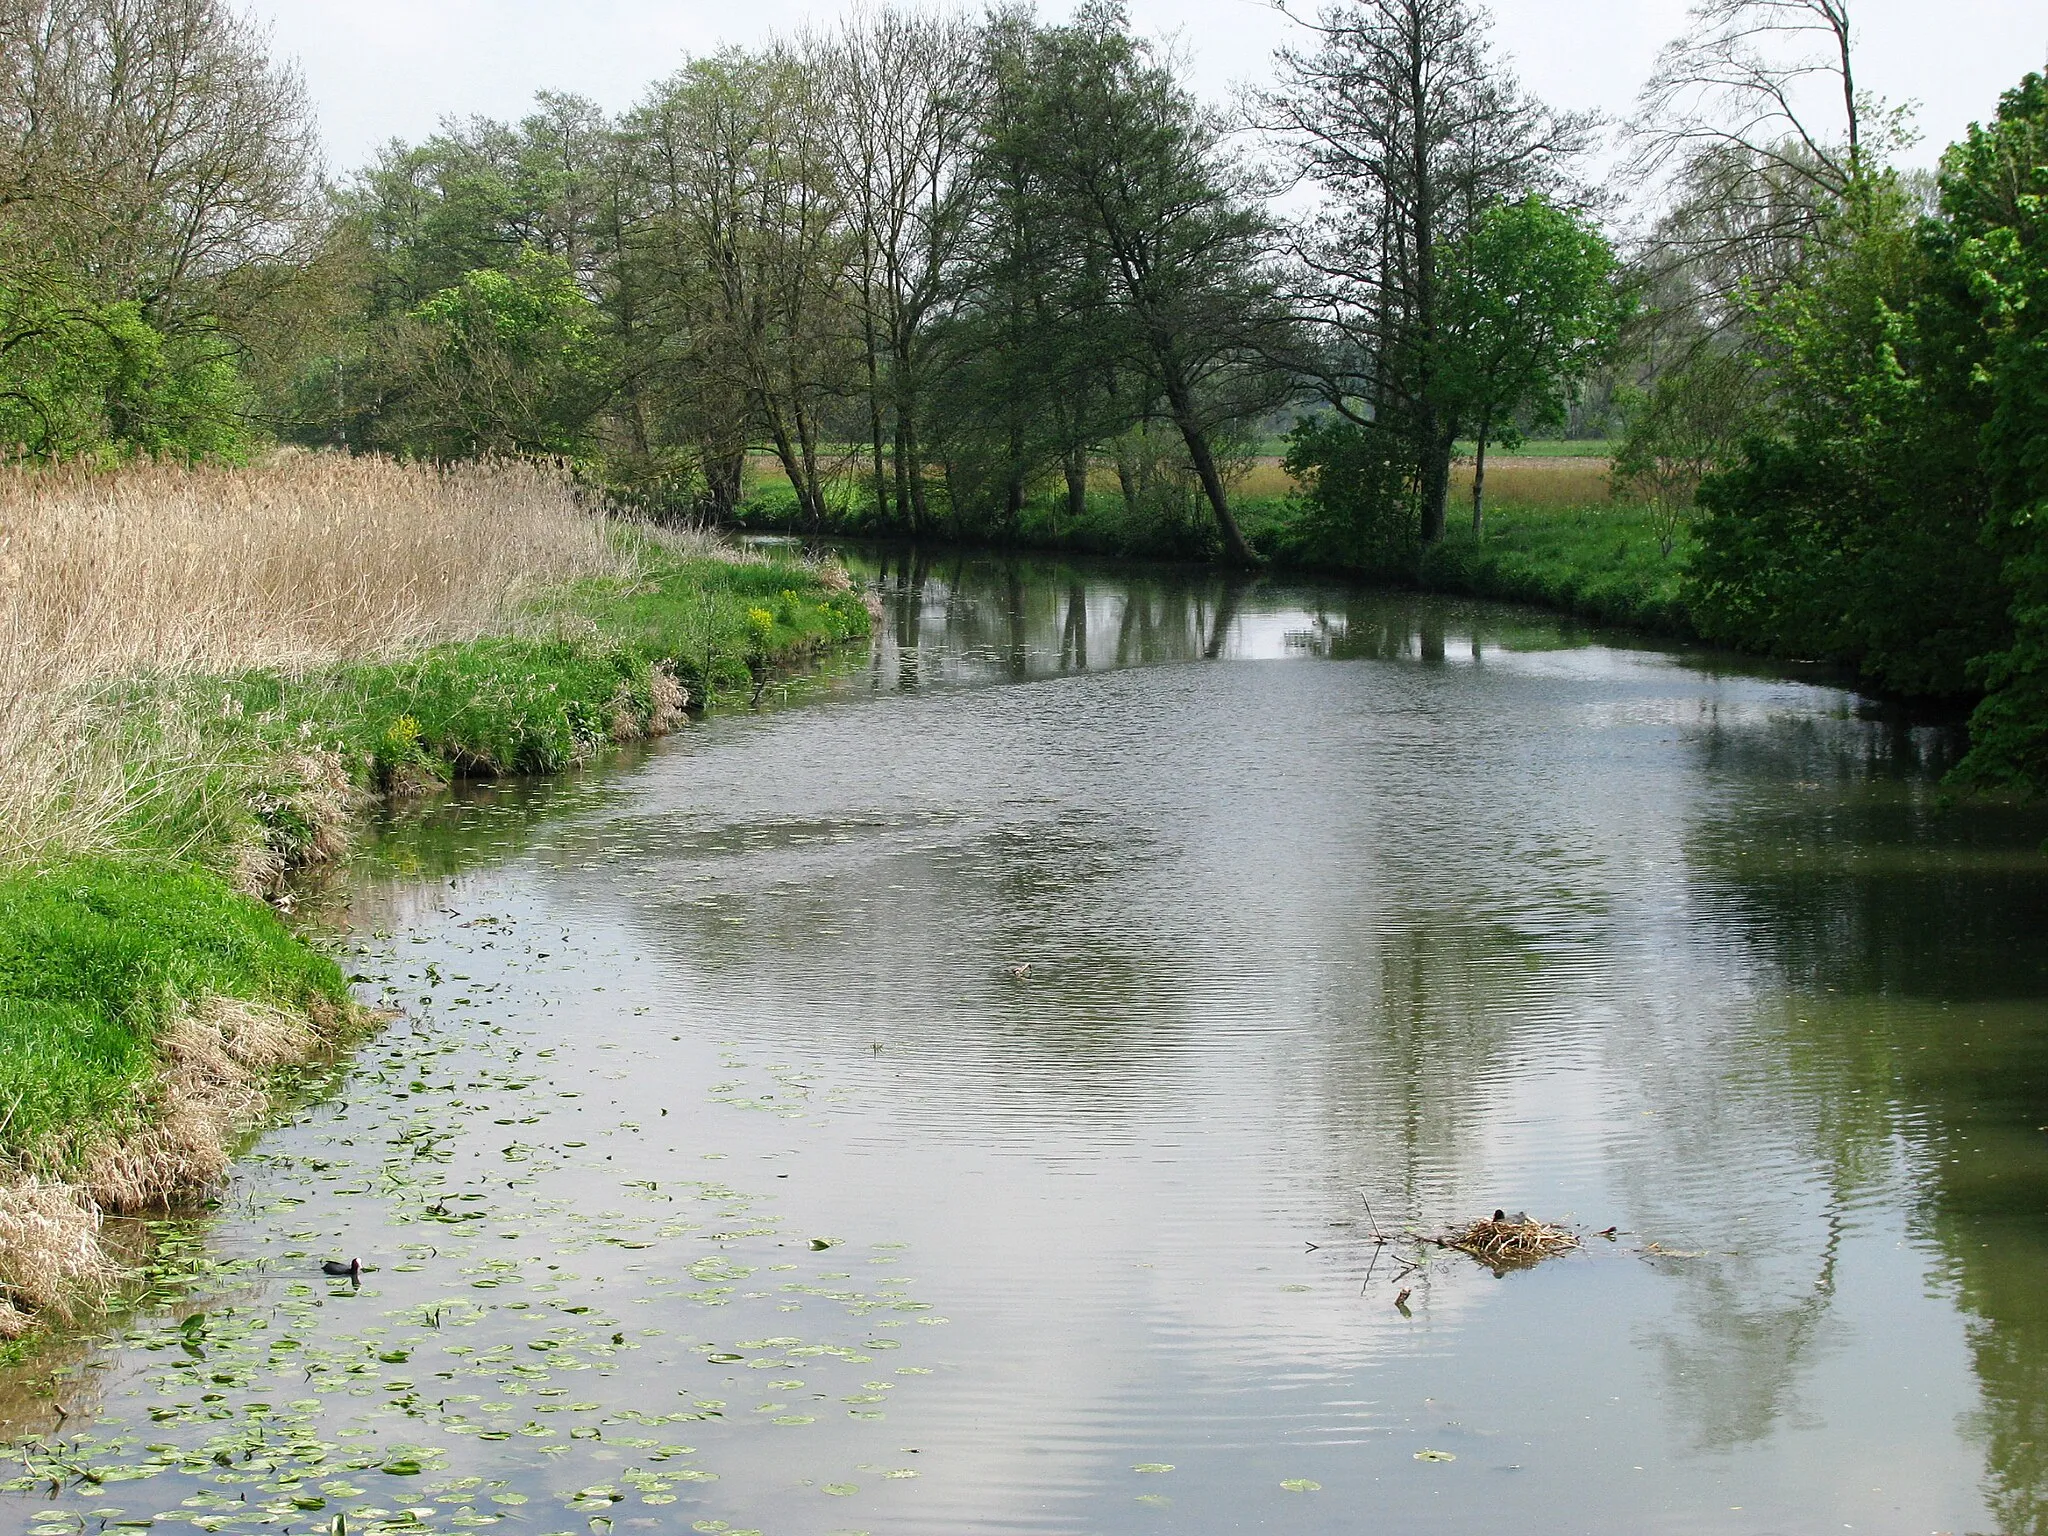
1640,1195,1844,1452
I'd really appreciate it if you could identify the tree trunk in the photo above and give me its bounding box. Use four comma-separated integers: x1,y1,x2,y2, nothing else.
862,313,889,525
1471,421,1489,536
765,416,810,524
702,443,744,521
794,400,825,527
1063,449,1088,532
1418,425,1453,545
1162,388,1252,565
902,407,929,534
1116,442,1140,516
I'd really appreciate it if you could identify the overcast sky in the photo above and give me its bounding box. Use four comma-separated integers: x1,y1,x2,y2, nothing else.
257,0,2048,180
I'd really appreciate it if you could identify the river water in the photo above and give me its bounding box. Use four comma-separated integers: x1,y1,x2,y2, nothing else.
6,547,2048,1536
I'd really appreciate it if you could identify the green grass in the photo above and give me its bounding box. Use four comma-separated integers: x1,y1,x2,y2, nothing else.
0,860,347,1171
1418,503,1694,635
0,533,871,1177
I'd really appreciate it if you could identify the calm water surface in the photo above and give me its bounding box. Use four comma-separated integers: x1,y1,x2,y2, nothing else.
5,548,2048,1536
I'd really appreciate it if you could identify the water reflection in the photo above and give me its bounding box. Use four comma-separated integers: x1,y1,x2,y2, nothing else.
4,549,2046,1535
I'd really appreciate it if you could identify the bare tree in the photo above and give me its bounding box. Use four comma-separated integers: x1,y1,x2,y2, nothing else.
1258,0,1593,542
1623,0,1914,326
816,7,984,533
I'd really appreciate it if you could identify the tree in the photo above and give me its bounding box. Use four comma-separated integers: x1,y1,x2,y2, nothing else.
1260,0,1593,544
817,7,983,533
1683,172,2006,698
1437,196,1629,533
383,245,606,459
1611,346,1759,555
994,2,1287,563
0,0,320,460
1624,0,1917,334
631,48,857,527
1940,73,2048,793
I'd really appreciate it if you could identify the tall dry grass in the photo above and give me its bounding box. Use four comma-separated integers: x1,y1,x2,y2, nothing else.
0,452,631,865
1229,453,1614,507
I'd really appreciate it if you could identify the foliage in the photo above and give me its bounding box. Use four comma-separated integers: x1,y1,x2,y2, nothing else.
1683,173,2008,699
1437,195,1631,529
1269,416,1416,573
1944,73,2048,789
0,281,254,462
381,246,608,459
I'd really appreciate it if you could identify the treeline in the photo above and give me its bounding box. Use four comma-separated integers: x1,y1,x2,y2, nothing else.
1,0,1627,557
4,0,2047,787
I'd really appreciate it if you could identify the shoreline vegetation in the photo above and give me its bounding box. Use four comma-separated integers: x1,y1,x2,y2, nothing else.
735,447,1698,640
0,453,872,1343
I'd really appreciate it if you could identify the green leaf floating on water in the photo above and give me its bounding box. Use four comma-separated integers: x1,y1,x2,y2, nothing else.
1414,1449,1456,1461
1280,1478,1322,1491
1131,1463,1174,1473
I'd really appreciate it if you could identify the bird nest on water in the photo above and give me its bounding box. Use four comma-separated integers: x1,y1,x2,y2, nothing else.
1435,1211,1579,1271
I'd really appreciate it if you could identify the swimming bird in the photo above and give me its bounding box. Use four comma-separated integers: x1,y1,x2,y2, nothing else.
322,1259,361,1281
1008,964,1032,981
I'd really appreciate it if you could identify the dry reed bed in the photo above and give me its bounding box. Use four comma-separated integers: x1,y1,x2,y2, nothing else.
0,453,631,865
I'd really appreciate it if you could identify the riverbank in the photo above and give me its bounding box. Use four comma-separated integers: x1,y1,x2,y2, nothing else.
742,473,1696,640
0,457,871,1342
1395,503,1692,636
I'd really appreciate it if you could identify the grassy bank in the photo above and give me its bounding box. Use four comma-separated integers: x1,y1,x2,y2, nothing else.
0,455,870,1339
740,457,1695,640
1414,504,1694,635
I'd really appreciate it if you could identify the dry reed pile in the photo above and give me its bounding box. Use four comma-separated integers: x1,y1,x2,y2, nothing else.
0,453,630,865
1437,1212,1580,1271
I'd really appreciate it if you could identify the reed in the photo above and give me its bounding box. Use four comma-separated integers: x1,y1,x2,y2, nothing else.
0,453,630,866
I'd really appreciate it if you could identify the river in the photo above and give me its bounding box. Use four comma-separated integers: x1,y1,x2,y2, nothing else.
5,546,2047,1535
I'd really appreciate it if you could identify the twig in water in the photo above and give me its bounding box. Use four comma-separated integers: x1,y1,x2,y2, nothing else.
1358,1193,1388,1243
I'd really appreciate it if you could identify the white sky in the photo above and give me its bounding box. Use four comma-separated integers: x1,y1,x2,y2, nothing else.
258,0,2048,181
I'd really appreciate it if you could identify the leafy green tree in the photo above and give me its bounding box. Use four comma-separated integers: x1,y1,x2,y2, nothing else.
1277,414,1415,570
1684,172,2007,698
1,278,253,461
383,246,607,459
989,2,1288,563
1941,73,2048,791
1437,196,1630,533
